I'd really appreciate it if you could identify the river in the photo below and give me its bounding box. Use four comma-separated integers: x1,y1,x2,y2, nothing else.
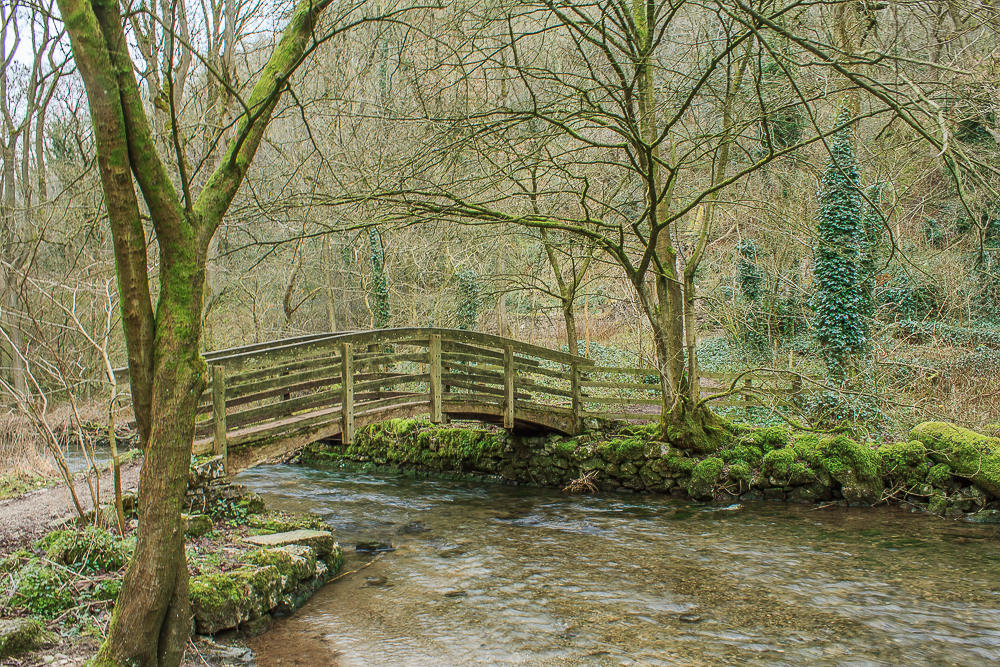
236,463,1000,666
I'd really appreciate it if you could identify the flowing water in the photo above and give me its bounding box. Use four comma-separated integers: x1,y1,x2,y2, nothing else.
236,464,1000,666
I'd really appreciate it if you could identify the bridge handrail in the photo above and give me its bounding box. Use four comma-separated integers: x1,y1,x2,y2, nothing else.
113,327,594,383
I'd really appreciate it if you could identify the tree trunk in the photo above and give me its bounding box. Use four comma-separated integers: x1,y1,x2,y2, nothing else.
562,299,578,357
96,258,207,666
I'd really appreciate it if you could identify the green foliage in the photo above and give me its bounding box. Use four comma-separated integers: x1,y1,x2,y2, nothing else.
758,61,804,151
813,107,867,375
894,319,1000,348
8,562,74,618
368,227,390,328
876,271,940,320
455,268,481,330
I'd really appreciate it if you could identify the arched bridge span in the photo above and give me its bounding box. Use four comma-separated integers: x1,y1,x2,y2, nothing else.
118,328,665,468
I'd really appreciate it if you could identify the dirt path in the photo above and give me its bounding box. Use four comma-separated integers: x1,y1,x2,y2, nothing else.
0,462,142,552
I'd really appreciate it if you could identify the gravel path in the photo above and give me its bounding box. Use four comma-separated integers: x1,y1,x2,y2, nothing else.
0,462,142,552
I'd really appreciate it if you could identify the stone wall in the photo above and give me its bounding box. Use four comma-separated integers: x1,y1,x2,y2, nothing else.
300,418,1000,522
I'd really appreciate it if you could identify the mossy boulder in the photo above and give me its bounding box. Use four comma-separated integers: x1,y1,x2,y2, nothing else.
910,422,1000,499
189,566,283,634
0,618,50,659
926,463,953,489
759,447,814,486
246,511,328,535
794,435,881,504
36,526,131,571
878,440,930,487
688,457,724,500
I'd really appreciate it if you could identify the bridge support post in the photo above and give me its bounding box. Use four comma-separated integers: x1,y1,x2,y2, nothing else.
428,334,442,423
570,361,582,435
211,365,228,472
503,343,515,429
341,343,354,445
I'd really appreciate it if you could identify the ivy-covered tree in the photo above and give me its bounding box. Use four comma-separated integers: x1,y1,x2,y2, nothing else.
368,227,390,328
736,238,767,350
737,238,764,304
814,108,866,375
455,268,481,330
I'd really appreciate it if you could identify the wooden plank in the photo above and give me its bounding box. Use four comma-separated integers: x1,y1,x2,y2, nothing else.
587,366,659,376
353,351,428,371
429,334,442,424
341,343,354,445
443,367,505,385
211,365,228,471
353,373,429,394
581,396,663,406
581,411,659,421
580,380,659,390
214,388,343,433
503,343,515,429
226,353,339,385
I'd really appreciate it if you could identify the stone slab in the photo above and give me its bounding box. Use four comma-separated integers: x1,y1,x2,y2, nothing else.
244,529,334,556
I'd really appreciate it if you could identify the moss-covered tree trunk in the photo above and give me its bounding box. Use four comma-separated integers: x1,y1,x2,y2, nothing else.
54,0,334,663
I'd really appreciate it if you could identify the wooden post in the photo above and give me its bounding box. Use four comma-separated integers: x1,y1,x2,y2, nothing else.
503,343,515,429
743,377,752,406
429,334,442,423
341,343,354,445
570,361,582,435
211,365,228,472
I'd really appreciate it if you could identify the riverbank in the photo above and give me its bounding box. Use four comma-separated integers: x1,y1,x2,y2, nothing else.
0,458,344,664
299,418,1000,522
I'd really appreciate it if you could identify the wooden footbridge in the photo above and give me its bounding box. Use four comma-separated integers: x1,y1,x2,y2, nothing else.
128,328,666,465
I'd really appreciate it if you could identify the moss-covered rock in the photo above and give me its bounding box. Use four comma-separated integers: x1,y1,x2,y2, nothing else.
0,618,50,659
184,513,214,538
688,457,724,500
878,440,930,487
796,435,881,504
910,422,1000,499
36,525,131,571
926,463,953,488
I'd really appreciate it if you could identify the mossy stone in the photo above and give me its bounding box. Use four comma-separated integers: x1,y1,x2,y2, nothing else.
910,422,1000,499
688,457,724,500
0,618,50,658
184,513,214,538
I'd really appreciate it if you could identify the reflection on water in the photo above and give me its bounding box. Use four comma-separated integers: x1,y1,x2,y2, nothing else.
237,464,1000,666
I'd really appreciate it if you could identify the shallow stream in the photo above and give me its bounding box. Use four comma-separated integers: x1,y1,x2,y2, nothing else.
236,464,1000,666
